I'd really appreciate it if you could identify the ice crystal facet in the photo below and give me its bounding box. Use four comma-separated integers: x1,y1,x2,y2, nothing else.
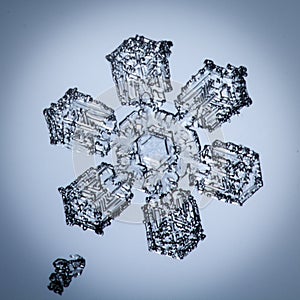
58,163,133,235
43,88,117,156
142,189,205,259
137,134,173,169
114,107,201,195
175,59,252,132
48,254,85,295
196,140,263,205
106,35,173,109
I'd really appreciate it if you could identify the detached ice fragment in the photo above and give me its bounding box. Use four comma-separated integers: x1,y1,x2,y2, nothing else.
58,162,133,235
142,189,205,259
197,140,263,205
43,88,117,156
175,60,252,131
106,35,173,109
48,254,85,295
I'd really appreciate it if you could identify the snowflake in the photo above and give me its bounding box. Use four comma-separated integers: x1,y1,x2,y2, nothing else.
44,35,263,259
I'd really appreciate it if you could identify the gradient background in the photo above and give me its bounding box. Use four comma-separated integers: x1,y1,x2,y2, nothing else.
1,0,300,299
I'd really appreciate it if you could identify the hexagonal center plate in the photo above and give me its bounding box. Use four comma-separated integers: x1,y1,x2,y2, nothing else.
136,134,173,170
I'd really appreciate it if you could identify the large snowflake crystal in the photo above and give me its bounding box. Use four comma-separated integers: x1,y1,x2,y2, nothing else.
44,35,263,260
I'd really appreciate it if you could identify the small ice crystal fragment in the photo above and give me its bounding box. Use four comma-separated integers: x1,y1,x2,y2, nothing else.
58,162,133,235
43,88,117,156
175,60,252,132
48,254,85,295
142,189,205,259
197,140,263,205
106,35,173,109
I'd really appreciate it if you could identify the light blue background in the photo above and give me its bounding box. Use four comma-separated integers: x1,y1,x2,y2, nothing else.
0,0,299,299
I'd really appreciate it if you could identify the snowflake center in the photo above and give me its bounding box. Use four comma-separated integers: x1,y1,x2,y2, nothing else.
136,134,174,170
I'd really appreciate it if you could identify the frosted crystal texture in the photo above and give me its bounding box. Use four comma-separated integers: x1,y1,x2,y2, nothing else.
197,140,263,205
43,36,264,260
43,88,117,156
175,59,252,132
58,163,133,235
48,254,85,295
114,106,201,195
142,189,205,259
106,35,173,109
